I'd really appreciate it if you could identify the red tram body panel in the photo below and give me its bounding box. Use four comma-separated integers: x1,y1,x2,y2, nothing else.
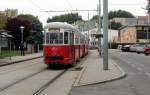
80,44,84,57
43,45,75,65
43,22,88,67
74,45,80,61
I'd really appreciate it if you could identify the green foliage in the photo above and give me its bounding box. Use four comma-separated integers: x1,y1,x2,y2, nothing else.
5,18,32,47
17,14,43,44
109,10,135,19
17,14,43,32
91,10,135,20
110,21,122,30
28,31,43,44
0,50,31,58
47,13,82,24
17,14,38,22
146,1,150,13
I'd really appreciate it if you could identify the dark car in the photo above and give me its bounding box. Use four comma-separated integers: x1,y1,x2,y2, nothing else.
121,45,131,52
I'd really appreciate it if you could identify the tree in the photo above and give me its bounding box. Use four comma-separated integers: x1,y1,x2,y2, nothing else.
47,13,82,24
108,10,135,19
17,14,43,44
146,0,150,17
109,21,122,30
5,18,32,49
91,10,134,29
17,14,38,23
91,10,135,20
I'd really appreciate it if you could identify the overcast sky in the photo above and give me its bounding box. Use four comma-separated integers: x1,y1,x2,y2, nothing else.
0,0,147,25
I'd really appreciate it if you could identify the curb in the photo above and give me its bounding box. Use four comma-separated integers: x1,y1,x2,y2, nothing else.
0,56,43,67
73,62,126,87
73,65,87,86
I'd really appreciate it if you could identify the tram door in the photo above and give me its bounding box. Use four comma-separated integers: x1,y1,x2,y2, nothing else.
69,32,75,62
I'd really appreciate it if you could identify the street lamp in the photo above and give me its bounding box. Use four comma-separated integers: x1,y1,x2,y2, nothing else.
20,26,24,44
20,26,24,56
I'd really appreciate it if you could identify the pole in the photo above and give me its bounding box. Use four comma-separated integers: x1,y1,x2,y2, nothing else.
103,0,108,70
21,29,23,44
148,13,150,43
20,26,24,44
88,12,90,45
98,0,102,55
20,26,24,56
44,30,46,44
0,37,1,56
9,38,11,60
109,23,111,49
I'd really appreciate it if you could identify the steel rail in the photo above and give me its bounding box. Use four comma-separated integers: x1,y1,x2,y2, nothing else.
0,68,46,92
33,69,68,95
0,61,43,75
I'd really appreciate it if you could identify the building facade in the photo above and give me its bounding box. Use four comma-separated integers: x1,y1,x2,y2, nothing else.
0,9,18,30
110,16,148,26
118,25,150,43
0,9,18,18
89,28,98,49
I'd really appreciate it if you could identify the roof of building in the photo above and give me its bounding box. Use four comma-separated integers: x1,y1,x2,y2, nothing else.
0,30,13,38
119,24,150,30
137,16,148,20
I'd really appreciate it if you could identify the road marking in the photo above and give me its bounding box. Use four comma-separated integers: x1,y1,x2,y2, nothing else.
146,72,150,77
137,67,143,71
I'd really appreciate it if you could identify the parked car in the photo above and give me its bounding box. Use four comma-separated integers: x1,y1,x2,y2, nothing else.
121,45,131,52
144,45,150,56
136,45,145,54
130,44,139,52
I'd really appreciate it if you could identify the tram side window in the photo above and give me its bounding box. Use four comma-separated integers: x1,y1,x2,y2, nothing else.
70,32,74,45
59,33,63,44
50,33,57,44
46,33,63,44
64,32,68,44
75,35,78,44
46,33,49,44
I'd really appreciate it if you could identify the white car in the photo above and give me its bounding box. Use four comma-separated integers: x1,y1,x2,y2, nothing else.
136,45,146,54
129,44,139,52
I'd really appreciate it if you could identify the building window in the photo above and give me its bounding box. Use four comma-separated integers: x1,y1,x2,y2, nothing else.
137,30,150,39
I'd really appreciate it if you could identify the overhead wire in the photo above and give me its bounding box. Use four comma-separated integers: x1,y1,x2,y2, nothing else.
26,0,51,15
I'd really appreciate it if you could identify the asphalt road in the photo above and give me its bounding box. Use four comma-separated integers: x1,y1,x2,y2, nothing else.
69,49,150,95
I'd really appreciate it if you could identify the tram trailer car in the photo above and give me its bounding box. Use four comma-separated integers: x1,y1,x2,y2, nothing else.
74,31,80,61
43,22,88,67
80,34,85,57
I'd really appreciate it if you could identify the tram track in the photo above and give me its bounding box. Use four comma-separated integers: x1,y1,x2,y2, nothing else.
0,68,46,93
0,58,43,75
33,69,67,95
0,68,69,95
0,52,88,95
33,59,87,95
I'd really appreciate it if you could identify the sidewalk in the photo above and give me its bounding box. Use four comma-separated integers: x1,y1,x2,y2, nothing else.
74,50,126,86
0,52,43,66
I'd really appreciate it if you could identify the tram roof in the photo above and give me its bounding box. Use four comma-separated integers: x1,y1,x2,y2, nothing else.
44,22,78,32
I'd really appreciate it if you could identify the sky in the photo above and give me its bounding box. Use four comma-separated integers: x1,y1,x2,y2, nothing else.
0,0,147,25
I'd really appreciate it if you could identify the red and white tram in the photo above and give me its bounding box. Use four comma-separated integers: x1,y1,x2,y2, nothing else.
43,22,88,67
